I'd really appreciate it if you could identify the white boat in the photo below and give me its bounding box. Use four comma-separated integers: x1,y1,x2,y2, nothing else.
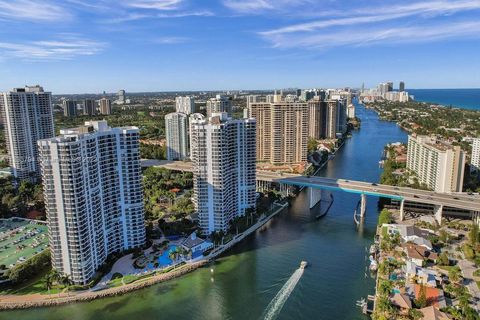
300,261,308,269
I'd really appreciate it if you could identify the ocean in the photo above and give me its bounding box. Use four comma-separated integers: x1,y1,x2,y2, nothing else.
408,88,480,111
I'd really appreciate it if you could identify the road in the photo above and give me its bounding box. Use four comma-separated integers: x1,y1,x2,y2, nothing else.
458,259,480,311
142,159,480,212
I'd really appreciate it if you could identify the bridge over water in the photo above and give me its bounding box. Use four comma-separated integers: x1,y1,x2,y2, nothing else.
142,159,480,224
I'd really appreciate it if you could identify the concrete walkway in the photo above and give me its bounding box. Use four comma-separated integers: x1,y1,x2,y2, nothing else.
458,259,480,311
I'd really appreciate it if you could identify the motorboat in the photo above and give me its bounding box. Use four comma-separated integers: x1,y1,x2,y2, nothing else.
300,261,308,269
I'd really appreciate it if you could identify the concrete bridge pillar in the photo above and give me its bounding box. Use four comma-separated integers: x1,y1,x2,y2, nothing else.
360,194,367,219
434,204,443,225
308,187,322,209
279,183,291,197
399,199,405,221
473,211,480,228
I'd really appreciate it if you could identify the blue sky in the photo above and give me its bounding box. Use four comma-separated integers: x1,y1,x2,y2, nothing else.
1,0,480,93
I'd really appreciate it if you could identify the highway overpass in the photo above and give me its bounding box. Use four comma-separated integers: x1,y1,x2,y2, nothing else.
142,159,480,223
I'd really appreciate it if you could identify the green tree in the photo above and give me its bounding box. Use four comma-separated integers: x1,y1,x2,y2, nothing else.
378,209,392,226
415,285,427,308
468,223,479,247
438,252,449,266
409,309,423,320
307,137,318,154
448,266,461,283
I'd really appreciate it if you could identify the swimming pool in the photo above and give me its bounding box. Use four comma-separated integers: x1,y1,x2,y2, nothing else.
158,245,178,267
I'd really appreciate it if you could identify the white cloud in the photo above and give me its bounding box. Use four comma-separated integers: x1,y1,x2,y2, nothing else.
261,0,480,36
0,0,69,22
0,36,106,60
264,20,480,49
154,36,189,44
123,0,183,10
223,0,312,13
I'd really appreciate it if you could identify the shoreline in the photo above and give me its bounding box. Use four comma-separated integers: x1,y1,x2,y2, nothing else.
0,260,208,310
0,202,289,311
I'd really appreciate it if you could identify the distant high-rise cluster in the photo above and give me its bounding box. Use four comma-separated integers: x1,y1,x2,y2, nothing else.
38,121,145,285
190,113,256,235
407,135,465,193
0,86,55,182
165,112,189,161
206,95,232,117
471,138,480,173
175,96,195,115
361,81,410,103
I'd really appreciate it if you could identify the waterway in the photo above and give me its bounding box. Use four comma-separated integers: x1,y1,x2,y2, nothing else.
0,103,408,320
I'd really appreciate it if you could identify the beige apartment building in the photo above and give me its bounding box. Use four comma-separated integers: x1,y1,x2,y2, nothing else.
248,94,309,164
407,135,466,193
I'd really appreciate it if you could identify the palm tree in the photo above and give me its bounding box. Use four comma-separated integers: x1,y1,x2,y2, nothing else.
168,250,176,263
61,274,72,287
448,267,461,283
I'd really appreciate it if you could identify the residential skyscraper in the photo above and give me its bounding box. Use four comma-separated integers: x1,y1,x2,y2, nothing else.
325,100,338,139
83,99,96,116
399,81,405,92
99,98,112,115
471,138,480,172
0,85,54,182
206,95,232,117
165,112,189,160
38,120,145,285
407,135,466,193
175,96,195,115
117,90,126,104
386,81,394,92
248,95,309,164
308,98,327,140
190,113,256,235
62,100,76,117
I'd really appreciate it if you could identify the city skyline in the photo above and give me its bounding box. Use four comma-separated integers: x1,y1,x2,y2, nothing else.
1,0,480,93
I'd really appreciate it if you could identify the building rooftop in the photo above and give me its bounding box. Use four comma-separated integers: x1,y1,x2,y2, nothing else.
389,293,412,309
419,306,451,320
182,232,206,249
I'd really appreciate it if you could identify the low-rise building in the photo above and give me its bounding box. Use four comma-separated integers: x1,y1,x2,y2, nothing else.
181,232,213,259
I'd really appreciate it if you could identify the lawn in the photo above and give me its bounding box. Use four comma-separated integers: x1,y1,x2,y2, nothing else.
437,265,457,272
0,266,55,295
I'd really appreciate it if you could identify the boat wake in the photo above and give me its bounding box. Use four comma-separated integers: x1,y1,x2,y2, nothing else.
262,267,305,320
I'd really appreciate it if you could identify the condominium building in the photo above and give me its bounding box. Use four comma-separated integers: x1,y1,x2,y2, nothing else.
472,138,480,172
325,100,338,139
336,100,347,134
347,104,355,119
38,120,145,285
165,112,189,160
190,113,256,235
117,90,126,104
248,96,309,164
206,95,232,117
63,100,76,117
99,98,112,115
0,85,54,182
308,98,327,140
83,99,96,116
175,96,195,115
407,135,466,193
